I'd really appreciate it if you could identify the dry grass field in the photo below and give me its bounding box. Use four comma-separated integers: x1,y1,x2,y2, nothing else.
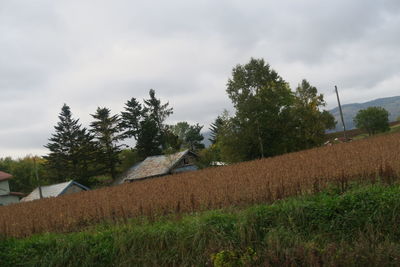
1,132,400,238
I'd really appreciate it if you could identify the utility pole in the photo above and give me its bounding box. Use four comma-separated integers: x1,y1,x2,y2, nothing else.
33,157,43,199
335,85,347,141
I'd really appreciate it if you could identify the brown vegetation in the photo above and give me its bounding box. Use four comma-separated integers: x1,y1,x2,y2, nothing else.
1,132,400,238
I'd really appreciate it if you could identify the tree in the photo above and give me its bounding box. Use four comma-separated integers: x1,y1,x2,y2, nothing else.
354,106,390,136
90,107,124,180
291,79,336,149
209,116,224,144
170,122,205,151
44,104,97,185
135,117,162,158
120,97,144,140
143,89,173,133
224,58,294,160
0,156,48,193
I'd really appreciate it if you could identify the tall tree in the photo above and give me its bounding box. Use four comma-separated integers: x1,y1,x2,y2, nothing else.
354,106,390,136
120,97,144,140
90,107,124,180
291,79,336,149
209,116,224,144
135,117,162,158
44,104,96,185
224,58,294,160
143,89,173,132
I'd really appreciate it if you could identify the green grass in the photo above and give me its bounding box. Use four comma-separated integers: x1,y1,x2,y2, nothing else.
2,183,400,266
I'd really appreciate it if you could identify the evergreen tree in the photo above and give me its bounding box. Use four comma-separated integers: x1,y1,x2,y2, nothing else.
44,104,96,185
143,89,173,131
90,107,124,180
209,116,224,144
135,117,162,158
120,97,144,140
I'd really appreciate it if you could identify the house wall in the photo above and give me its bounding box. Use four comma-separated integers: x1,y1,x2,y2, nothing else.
171,154,198,174
0,195,19,206
63,185,85,195
0,180,10,196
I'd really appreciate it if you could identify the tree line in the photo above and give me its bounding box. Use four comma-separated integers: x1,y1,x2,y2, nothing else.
1,57,341,193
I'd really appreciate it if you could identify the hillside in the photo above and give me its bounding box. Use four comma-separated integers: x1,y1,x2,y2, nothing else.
1,132,400,238
2,183,400,266
329,95,400,132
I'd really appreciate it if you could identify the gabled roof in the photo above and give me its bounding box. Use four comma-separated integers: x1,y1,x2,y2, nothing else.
0,171,12,182
21,180,89,202
123,150,197,182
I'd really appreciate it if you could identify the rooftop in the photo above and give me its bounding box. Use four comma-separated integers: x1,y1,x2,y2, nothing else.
0,171,12,182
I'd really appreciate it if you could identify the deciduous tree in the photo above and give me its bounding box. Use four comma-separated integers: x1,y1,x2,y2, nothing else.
354,106,390,136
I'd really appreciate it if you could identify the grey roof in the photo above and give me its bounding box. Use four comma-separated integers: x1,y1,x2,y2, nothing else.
123,150,196,182
21,180,89,202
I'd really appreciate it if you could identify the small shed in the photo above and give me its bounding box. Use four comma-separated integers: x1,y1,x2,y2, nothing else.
0,171,24,206
119,150,198,183
21,180,90,202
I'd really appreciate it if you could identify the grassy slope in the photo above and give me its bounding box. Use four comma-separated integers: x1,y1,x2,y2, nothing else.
2,183,400,266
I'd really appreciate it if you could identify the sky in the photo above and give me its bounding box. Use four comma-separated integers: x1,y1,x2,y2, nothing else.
1,0,400,158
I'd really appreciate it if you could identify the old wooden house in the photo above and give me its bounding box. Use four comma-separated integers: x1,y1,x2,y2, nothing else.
117,150,198,184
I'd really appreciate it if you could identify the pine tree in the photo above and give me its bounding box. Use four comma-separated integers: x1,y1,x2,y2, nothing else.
209,116,224,144
143,89,173,131
90,107,124,180
135,117,163,158
120,97,144,140
44,104,96,184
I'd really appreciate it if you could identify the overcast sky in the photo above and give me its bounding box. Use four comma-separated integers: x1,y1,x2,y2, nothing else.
1,0,400,158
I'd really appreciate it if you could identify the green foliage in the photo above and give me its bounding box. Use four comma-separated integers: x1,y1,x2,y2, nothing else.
44,104,98,185
354,106,390,136
225,58,294,160
211,248,256,267
117,149,141,173
120,89,175,158
209,116,224,145
0,156,48,193
120,97,144,140
3,183,400,266
170,121,205,151
90,107,124,179
143,89,173,132
291,79,336,149
217,59,335,163
135,117,162,159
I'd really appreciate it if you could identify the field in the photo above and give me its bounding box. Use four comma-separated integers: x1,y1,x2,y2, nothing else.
1,132,400,238
3,184,400,266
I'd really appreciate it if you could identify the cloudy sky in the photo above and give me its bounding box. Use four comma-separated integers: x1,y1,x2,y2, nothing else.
1,0,400,158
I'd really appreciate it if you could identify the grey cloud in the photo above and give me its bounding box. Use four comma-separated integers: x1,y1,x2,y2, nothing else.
1,0,400,157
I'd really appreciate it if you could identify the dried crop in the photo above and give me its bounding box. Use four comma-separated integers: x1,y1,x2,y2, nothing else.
1,133,400,238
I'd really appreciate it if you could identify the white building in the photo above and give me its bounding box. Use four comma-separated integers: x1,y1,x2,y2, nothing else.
0,171,23,206
21,180,90,202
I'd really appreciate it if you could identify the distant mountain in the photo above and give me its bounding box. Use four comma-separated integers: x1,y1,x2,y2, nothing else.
329,96,400,132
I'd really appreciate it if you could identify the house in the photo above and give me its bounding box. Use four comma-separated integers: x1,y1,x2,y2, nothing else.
21,180,90,202
0,171,24,206
117,149,198,184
